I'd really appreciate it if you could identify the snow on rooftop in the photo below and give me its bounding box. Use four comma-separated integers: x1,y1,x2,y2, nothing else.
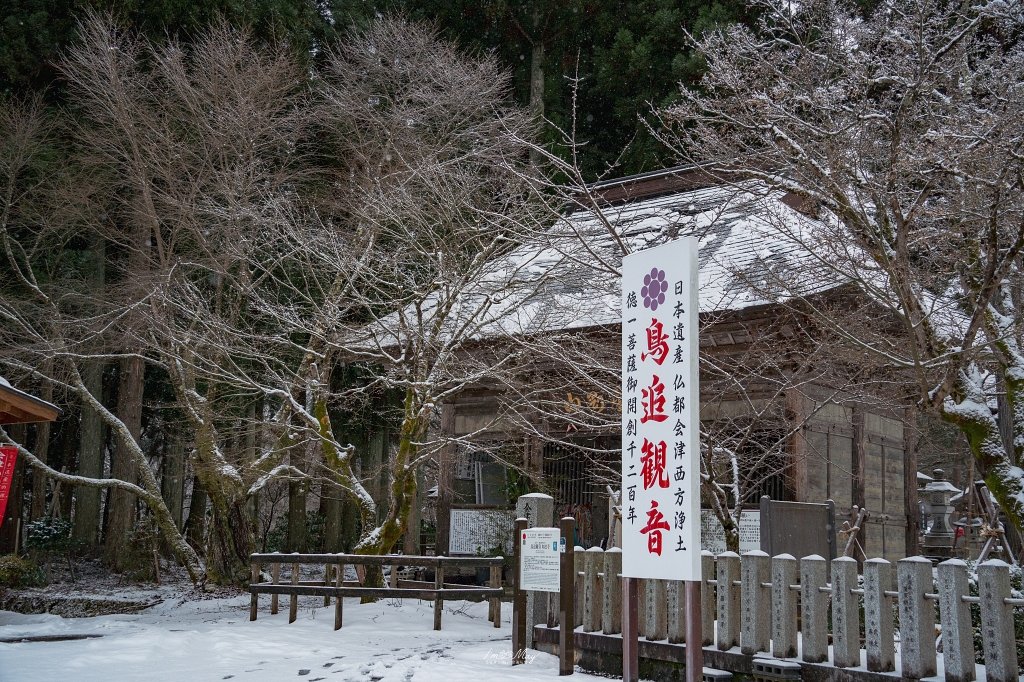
476,181,837,338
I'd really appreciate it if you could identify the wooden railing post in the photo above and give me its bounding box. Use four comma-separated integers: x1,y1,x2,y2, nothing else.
716,552,740,651
771,554,797,658
863,558,894,673
602,548,622,635
250,561,259,621
490,562,501,629
433,562,445,631
898,556,936,679
324,564,332,607
271,562,280,615
289,559,299,624
334,561,343,631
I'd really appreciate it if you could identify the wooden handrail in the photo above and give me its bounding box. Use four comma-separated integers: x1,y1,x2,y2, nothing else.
249,552,503,567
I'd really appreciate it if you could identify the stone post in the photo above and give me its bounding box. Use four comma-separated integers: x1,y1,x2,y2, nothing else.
716,552,741,651
646,579,668,641
831,556,860,668
667,581,686,644
574,546,585,627
637,578,647,638
515,493,553,649
800,555,829,663
741,550,771,656
897,556,936,679
701,551,715,646
602,548,622,635
978,559,1018,682
863,558,894,673
771,554,798,659
937,559,974,682
584,546,602,632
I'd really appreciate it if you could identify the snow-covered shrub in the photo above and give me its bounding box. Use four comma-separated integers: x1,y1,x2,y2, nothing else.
0,554,40,588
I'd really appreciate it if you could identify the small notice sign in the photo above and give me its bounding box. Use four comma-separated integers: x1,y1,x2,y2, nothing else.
519,528,561,592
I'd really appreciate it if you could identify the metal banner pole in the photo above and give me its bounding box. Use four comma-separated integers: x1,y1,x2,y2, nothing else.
559,516,576,676
623,576,639,682
513,517,528,665
684,580,703,682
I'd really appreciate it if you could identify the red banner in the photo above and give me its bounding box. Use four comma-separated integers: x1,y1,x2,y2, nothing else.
0,446,18,529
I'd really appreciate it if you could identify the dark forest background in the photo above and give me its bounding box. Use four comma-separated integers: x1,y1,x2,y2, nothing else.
1,0,755,178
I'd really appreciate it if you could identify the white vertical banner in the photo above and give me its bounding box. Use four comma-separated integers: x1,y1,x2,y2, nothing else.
621,238,700,581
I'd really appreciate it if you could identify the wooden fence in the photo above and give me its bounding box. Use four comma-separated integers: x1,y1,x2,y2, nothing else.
248,553,504,631
561,547,1022,682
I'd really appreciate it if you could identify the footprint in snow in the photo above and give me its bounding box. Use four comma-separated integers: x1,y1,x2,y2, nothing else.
299,670,310,676
323,663,334,668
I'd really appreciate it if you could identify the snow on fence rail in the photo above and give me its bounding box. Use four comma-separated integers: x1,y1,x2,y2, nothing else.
247,553,504,631
566,548,1022,682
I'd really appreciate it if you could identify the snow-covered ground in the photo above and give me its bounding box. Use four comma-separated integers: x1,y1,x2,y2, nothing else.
0,595,599,682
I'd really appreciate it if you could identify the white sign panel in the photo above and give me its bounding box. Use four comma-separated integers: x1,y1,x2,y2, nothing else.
519,527,561,592
621,238,701,581
700,510,761,554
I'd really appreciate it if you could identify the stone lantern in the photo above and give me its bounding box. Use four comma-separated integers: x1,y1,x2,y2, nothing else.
922,468,960,560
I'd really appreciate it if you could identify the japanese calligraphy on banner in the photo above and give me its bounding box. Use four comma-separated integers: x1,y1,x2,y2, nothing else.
0,446,18,529
621,238,700,581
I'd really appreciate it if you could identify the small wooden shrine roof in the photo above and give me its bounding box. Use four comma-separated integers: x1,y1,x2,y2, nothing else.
0,378,60,424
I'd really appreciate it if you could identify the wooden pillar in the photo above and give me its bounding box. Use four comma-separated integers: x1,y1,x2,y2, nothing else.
622,577,639,682
334,562,343,630
852,405,866,511
490,564,501,628
435,404,456,557
433,562,445,630
0,425,26,553
271,562,280,615
684,580,703,682
903,406,919,557
559,517,575,676
513,518,528,664
786,392,809,501
289,560,299,624
249,562,259,621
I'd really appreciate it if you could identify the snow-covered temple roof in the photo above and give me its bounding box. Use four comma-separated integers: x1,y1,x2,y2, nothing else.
482,178,835,338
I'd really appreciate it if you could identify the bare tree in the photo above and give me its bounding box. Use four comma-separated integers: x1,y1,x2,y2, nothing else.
652,0,1024,530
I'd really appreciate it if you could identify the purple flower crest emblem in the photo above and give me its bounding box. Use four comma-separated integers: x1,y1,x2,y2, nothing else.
641,267,668,310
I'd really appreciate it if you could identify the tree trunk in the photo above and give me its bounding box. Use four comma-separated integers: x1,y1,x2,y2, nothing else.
161,437,185,530
321,481,342,553
73,236,105,547
103,355,144,569
29,418,51,522
403,468,421,556
184,475,207,549
205,496,254,584
528,34,544,166
286,466,308,553
434,403,456,557
0,425,27,553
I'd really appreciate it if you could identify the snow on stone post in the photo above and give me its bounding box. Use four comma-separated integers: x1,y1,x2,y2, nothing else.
863,558,895,673
741,550,770,655
937,559,974,682
771,554,798,659
978,559,1018,682
897,556,936,679
800,555,829,663
831,556,860,668
716,552,740,650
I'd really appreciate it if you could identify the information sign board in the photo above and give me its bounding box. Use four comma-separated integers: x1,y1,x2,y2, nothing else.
700,510,761,554
621,238,701,581
519,527,561,592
